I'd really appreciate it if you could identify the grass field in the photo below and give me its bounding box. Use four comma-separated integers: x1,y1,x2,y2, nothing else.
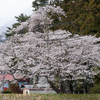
0,93,100,100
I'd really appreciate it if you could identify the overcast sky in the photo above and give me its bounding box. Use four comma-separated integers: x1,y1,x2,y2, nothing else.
0,0,34,27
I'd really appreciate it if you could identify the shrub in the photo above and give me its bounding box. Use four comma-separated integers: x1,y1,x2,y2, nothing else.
90,83,100,94
2,89,12,94
9,82,22,94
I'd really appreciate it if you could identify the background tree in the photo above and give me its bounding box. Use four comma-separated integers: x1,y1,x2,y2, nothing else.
15,13,29,23
60,0,100,37
32,0,48,10
5,13,30,38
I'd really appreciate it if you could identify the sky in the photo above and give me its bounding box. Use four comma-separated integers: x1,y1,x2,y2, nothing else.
0,0,34,27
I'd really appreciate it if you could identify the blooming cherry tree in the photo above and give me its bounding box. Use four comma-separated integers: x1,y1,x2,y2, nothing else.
0,5,65,83
35,31,100,93
10,5,65,34
0,5,100,94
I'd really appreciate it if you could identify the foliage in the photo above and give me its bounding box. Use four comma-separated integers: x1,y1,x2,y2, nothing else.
9,82,22,94
61,0,100,37
32,0,48,10
90,83,100,94
15,14,30,23
2,89,12,94
5,13,30,38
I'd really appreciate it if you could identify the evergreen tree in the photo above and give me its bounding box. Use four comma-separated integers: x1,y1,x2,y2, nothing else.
5,14,30,37
61,0,100,37
32,0,48,10
15,13,30,23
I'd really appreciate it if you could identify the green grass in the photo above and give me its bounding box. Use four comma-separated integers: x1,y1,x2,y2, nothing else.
0,93,100,100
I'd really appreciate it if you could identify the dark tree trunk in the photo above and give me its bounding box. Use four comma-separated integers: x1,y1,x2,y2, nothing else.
60,81,73,94
48,80,73,94
60,81,67,93
67,80,73,93
48,80,61,93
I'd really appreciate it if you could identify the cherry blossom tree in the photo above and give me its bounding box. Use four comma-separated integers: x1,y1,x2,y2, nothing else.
0,5,100,94
31,30,100,93
10,5,65,34
43,33,100,93
0,5,65,83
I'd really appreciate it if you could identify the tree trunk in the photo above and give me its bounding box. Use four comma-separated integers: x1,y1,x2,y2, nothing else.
48,80,73,94
62,80,73,94
48,80,61,94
